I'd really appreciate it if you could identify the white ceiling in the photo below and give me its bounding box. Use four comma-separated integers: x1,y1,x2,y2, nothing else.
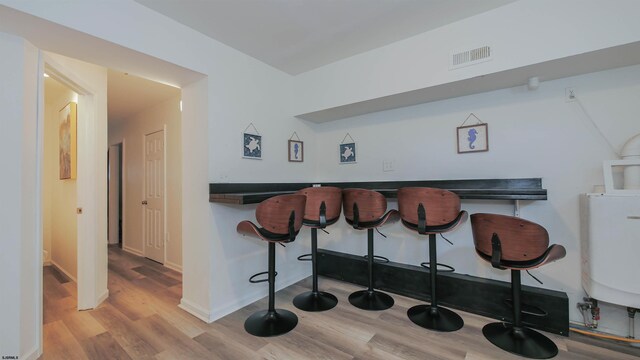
107,69,180,125
134,0,515,75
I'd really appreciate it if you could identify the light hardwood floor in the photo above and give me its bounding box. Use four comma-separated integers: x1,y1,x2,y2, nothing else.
42,246,640,359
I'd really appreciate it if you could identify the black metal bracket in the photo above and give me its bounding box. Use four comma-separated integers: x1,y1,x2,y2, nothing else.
420,262,455,273
352,203,359,228
288,210,296,242
249,270,277,283
297,253,312,262
491,232,503,269
319,201,327,228
417,203,427,234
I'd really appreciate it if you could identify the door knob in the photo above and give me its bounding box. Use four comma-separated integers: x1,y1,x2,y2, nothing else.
142,200,148,205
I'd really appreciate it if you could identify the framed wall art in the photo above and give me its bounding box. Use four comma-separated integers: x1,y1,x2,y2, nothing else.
288,132,303,162
59,102,77,179
457,113,488,153
242,123,262,159
339,133,356,164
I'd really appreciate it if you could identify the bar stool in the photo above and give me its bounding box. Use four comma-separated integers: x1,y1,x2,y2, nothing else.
293,186,342,312
343,189,399,311
398,187,468,332
236,194,306,337
471,213,566,359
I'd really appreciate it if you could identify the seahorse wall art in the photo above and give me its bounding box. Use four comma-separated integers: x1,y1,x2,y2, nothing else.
467,128,478,149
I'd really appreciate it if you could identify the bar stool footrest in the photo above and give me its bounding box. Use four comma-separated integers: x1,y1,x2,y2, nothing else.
363,255,389,263
297,253,312,261
249,271,277,284
420,262,455,273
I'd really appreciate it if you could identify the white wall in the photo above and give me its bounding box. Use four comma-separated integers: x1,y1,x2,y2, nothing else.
294,0,640,115
310,64,640,337
0,0,314,326
0,32,39,359
43,78,78,280
108,94,183,271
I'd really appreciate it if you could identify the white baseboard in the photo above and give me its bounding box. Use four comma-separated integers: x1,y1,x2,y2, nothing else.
50,259,77,282
42,260,51,266
165,260,182,273
179,298,214,323
22,345,41,360
123,245,143,257
207,272,307,323
96,289,109,306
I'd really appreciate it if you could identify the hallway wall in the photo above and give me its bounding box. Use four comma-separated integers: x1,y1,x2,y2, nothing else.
43,76,78,280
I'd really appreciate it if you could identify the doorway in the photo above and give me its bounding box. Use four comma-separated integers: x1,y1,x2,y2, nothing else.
108,142,124,248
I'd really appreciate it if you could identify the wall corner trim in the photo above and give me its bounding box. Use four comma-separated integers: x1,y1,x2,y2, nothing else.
179,299,214,323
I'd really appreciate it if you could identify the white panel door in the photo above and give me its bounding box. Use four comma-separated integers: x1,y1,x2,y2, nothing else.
143,130,165,263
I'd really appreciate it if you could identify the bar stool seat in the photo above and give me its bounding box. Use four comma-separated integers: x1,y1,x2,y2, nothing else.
293,186,342,312
237,194,306,337
398,187,468,332
343,189,399,311
471,213,566,359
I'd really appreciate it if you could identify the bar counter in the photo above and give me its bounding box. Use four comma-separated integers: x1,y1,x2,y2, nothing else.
209,178,547,205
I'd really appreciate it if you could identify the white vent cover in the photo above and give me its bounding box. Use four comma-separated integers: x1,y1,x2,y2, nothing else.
449,45,493,70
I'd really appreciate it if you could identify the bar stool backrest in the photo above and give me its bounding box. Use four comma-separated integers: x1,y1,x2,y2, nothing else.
297,187,342,222
398,187,461,227
471,213,550,262
256,194,306,235
342,189,387,223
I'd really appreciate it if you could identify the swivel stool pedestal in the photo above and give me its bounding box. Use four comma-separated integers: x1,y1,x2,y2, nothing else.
343,189,399,311
471,213,566,359
293,186,342,312
398,187,468,332
236,194,306,337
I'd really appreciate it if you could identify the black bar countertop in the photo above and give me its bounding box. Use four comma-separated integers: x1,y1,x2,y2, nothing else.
209,178,547,204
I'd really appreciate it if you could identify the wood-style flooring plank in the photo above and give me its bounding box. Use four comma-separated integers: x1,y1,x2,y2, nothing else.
89,305,161,359
79,332,133,360
42,320,89,360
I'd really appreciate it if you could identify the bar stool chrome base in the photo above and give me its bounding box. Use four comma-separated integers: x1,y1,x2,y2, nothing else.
407,304,464,332
349,289,394,311
244,309,298,337
293,291,338,312
482,322,558,359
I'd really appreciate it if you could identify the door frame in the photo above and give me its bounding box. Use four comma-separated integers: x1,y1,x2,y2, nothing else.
108,140,125,247
39,53,108,314
142,126,167,264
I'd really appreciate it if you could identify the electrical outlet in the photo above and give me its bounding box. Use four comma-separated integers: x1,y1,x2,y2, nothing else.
382,159,394,172
565,87,576,102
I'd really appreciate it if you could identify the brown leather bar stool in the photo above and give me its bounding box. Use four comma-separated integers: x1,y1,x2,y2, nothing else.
343,189,399,311
471,213,566,359
398,187,468,332
293,186,342,312
237,194,306,337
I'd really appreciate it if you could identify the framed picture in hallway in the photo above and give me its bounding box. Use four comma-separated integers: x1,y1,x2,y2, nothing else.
457,123,488,153
59,102,77,179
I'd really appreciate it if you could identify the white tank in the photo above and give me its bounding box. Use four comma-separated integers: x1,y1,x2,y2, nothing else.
621,133,640,189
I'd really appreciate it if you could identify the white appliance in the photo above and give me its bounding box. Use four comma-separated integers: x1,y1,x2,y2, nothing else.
581,193,640,308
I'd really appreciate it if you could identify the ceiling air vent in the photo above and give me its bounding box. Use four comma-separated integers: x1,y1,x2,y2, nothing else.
449,45,493,70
